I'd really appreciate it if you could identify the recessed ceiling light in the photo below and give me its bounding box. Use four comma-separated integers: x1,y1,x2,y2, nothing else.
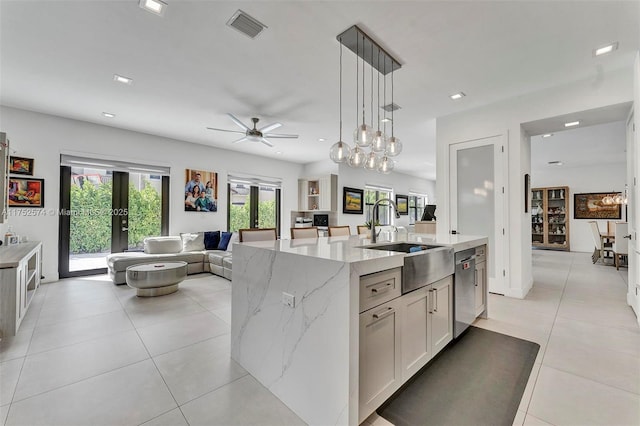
542,133,553,138
102,112,116,118
318,138,326,142
139,0,166,16
548,161,563,166
593,42,618,57
381,118,392,123
275,151,283,155
564,121,580,127
450,92,466,100
113,74,133,85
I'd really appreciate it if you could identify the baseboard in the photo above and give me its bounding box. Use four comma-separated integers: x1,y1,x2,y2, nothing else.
503,276,533,299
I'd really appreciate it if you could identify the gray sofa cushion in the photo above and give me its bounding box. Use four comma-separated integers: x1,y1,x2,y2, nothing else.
144,236,182,254
108,252,205,272
208,251,232,266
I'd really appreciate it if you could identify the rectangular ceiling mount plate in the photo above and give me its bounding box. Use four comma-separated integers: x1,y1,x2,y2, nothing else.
337,25,401,75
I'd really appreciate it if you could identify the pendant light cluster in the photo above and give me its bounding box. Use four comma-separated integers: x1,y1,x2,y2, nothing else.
330,25,402,174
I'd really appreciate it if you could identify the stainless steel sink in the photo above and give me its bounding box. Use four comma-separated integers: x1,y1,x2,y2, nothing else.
363,242,441,253
361,243,454,294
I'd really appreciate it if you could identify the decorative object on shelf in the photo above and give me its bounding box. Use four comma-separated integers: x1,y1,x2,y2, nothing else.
9,156,34,176
395,194,408,215
343,186,364,214
532,186,570,251
524,173,530,213
184,169,217,212
574,192,621,219
8,177,44,208
331,25,402,173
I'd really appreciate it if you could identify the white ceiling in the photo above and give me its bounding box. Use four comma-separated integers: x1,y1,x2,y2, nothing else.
1,1,639,180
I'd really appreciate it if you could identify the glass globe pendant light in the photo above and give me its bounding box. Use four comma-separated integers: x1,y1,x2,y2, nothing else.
348,145,366,168
377,155,394,174
385,67,403,157
353,35,373,148
330,38,351,164
371,48,387,153
364,150,379,170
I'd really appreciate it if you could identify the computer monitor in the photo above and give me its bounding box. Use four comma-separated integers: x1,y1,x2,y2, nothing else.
421,204,436,221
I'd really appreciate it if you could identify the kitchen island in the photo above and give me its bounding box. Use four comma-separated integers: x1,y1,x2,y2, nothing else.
230,233,488,426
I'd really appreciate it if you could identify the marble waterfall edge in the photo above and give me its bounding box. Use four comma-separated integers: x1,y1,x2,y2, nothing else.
231,244,352,425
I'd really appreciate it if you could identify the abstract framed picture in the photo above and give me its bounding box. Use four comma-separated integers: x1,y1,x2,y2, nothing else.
9,156,34,176
8,177,44,207
395,194,408,215
343,187,364,214
184,169,218,212
573,192,621,219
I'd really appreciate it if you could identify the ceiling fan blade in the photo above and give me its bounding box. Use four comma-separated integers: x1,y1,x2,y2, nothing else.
206,127,246,134
260,138,274,147
227,113,251,131
263,133,299,139
232,137,249,144
259,122,282,133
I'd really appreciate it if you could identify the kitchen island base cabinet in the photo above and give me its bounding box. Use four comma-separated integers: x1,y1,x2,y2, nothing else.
430,277,453,354
359,297,402,423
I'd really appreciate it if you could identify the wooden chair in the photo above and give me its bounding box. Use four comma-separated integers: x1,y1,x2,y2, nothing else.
588,221,613,264
239,228,277,242
612,222,629,270
357,225,369,235
328,226,351,236
290,227,319,239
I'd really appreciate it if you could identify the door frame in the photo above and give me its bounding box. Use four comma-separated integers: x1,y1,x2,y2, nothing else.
449,135,508,295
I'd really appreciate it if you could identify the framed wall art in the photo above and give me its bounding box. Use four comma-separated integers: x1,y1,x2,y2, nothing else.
395,194,408,215
573,192,621,219
8,177,44,207
184,169,218,212
9,156,34,176
343,187,364,214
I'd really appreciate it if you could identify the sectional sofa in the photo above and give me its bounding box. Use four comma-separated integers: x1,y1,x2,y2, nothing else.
106,232,237,284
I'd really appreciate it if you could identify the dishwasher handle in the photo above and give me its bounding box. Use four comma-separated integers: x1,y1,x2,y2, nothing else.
455,254,476,265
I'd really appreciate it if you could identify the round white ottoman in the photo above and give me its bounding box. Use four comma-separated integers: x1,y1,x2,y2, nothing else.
125,261,188,297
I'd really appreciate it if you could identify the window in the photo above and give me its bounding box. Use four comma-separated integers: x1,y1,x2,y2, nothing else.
408,194,427,224
228,176,281,235
365,186,393,225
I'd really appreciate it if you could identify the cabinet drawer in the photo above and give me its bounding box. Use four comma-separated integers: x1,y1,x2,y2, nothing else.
359,267,402,313
475,245,486,264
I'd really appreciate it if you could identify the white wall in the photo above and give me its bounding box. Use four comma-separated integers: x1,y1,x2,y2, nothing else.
0,106,303,282
531,121,627,253
436,67,634,298
335,163,435,232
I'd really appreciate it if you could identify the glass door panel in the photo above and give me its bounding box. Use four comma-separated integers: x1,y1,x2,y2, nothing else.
128,172,163,250
258,186,277,229
229,183,251,232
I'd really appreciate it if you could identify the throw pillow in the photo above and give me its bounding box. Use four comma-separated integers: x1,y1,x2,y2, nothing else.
181,232,205,252
217,231,233,251
203,231,221,250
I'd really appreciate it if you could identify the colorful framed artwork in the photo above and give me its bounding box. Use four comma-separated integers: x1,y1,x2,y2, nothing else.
184,169,218,212
573,192,621,219
9,156,34,176
396,195,408,215
8,177,44,207
343,187,364,214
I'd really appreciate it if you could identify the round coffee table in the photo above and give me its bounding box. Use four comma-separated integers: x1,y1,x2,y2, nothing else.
125,261,188,297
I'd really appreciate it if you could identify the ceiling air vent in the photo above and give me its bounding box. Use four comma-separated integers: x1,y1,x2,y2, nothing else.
381,103,401,112
226,10,267,39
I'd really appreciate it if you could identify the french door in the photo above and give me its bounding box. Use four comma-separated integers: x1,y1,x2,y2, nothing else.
227,181,281,236
449,135,507,294
59,164,169,278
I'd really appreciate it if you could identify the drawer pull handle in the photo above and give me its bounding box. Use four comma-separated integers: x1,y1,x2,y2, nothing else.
371,282,392,294
372,307,395,320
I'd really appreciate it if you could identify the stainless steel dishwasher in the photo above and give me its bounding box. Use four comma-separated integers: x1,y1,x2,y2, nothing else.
454,248,476,338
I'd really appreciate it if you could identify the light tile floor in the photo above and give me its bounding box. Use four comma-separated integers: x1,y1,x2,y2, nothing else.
0,250,638,426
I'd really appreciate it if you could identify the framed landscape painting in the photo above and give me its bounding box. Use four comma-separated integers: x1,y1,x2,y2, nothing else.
9,156,34,176
343,187,364,214
184,169,218,212
574,192,621,219
8,177,44,207
396,195,408,215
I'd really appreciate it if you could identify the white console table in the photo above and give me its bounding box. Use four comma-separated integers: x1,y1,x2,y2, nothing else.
0,241,42,337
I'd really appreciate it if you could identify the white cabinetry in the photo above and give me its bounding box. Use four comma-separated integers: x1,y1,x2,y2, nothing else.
430,276,453,354
298,174,337,211
0,242,42,337
475,245,487,316
400,286,431,380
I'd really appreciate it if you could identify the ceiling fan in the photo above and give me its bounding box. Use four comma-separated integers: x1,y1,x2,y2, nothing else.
207,113,298,147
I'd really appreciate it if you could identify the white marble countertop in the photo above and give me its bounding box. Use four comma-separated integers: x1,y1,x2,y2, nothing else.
235,233,488,265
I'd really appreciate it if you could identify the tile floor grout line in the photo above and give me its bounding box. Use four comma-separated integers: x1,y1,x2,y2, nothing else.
540,364,640,397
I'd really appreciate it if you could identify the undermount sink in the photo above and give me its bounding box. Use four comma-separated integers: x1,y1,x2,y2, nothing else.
360,243,455,294
362,242,441,253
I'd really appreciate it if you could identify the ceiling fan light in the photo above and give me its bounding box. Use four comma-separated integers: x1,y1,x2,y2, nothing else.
354,123,373,147
348,145,366,168
364,151,380,170
385,136,403,157
371,130,387,152
330,140,351,163
377,156,394,174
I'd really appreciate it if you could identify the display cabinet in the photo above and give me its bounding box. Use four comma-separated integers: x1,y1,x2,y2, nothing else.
531,186,570,251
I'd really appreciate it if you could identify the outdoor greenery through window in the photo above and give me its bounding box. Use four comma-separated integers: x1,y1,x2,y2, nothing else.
365,187,393,225
228,182,279,233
